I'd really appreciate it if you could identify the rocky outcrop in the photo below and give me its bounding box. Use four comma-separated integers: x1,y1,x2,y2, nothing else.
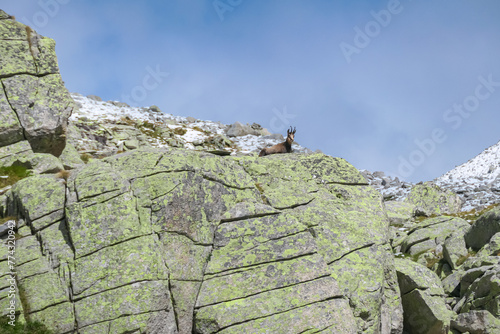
0,10,73,157
1,149,402,333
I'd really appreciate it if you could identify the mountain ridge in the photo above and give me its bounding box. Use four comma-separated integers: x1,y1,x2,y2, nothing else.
69,93,500,212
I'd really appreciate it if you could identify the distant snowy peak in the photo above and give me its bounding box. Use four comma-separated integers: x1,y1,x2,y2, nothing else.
437,140,500,184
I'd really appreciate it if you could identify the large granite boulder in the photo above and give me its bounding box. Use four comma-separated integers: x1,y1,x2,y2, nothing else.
385,200,417,225
451,310,500,334
405,182,463,216
1,149,402,333
0,10,73,157
394,258,451,334
465,205,500,250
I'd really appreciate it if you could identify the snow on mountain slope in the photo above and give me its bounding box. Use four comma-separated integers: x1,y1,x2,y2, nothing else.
437,140,500,184
435,140,500,211
69,93,311,156
361,141,500,212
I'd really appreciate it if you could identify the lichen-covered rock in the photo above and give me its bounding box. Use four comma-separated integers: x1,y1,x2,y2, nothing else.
395,258,445,296
0,83,24,146
443,233,469,270
395,258,451,333
17,152,64,174
3,148,402,333
0,140,32,166
465,206,500,250
231,153,401,334
385,200,416,225
399,216,470,261
406,182,463,216
457,265,500,317
58,142,84,169
401,289,451,334
7,174,65,230
442,270,464,297
451,310,500,334
0,140,64,174
0,13,73,156
476,233,500,258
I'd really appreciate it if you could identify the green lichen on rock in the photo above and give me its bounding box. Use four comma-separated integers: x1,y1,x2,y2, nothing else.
28,302,74,334
0,15,27,39
0,85,24,147
1,74,73,156
0,141,32,167
0,40,35,75
400,289,451,334
451,310,500,334
385,200,416,225
71,235,169,298
195,276,342,333
312,184,389,264
74,280,173,328
215,211,304,248
0,14,72,156
395,258,452,333
66,191,147,258
158,232,211,281
465,205,500,250
406,181,463,216
394,258,445,296
298,153,369,185
19,271,69,314
330,244,403,334
205,231,316,274
197,254,330,308
215,298,357,334
58,143,84,170
0,13,73,167
237,154,319,207
5,148,406,333
399,216,470,258
9,174,65,227
170,280,201,334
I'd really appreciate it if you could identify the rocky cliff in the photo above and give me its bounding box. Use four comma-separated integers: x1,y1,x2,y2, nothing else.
3,149,402,334
2,10,500,334
0,10,73,159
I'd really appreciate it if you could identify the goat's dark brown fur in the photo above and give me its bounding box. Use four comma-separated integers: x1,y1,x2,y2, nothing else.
259,127,296,157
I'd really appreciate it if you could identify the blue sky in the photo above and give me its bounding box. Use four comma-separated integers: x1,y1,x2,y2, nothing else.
3,0,500,182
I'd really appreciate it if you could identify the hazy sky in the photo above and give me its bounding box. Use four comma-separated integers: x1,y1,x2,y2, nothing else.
3,0,500,182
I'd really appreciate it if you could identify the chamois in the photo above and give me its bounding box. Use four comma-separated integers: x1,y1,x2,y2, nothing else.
259,126,296,157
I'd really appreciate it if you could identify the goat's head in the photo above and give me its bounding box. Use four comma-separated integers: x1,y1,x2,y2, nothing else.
286,126,296,142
